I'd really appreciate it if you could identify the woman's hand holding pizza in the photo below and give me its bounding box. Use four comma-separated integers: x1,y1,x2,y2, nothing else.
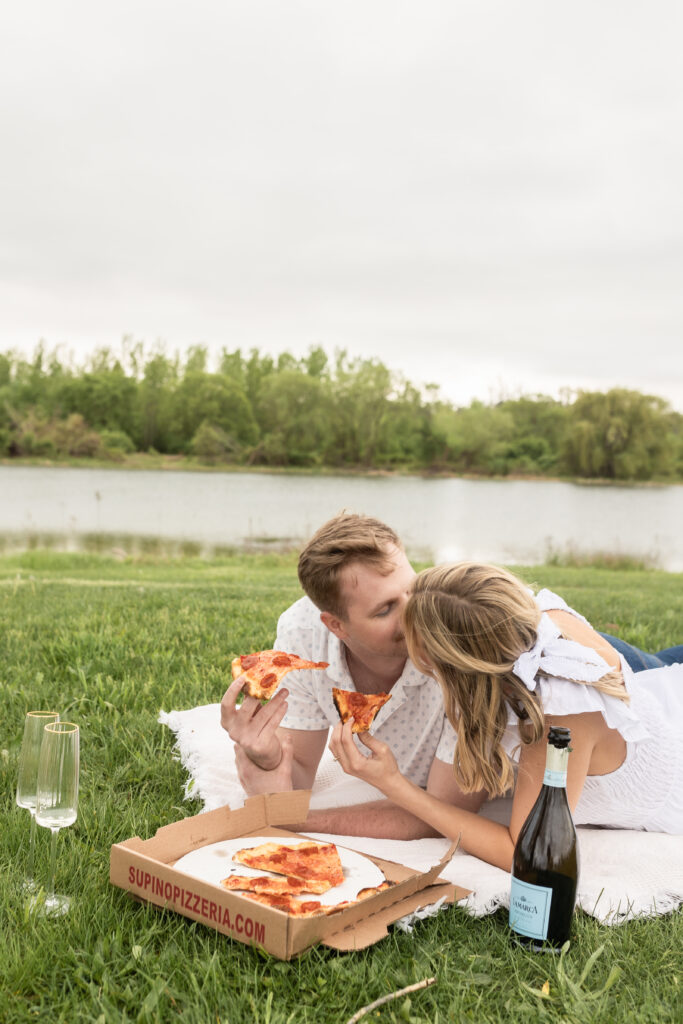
220,676,289,771
329,721,400,791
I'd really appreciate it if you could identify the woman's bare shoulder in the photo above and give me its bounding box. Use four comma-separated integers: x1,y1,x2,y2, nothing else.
545,608,621,671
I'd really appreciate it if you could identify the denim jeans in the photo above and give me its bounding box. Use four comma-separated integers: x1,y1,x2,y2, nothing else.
598,632,683,672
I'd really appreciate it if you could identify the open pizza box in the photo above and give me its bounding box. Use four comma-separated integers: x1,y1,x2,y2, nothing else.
110,790,470,960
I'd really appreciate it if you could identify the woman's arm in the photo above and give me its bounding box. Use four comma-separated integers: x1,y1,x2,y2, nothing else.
330,722,515,869
330,711,604,872
509,711,605,837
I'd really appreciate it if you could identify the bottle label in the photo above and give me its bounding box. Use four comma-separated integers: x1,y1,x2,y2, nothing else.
543,768,567,788
509,877,552,941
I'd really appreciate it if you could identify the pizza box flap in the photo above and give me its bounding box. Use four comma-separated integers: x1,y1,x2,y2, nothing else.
363,837,460,882
314,837,465,954
322,879,466,951
316,838,464,952
110,790,311,864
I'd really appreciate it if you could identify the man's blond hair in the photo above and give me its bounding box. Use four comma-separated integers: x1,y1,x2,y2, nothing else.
298,512,402,617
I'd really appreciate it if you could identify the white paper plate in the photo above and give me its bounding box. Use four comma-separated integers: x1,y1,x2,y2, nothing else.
173,836,385,905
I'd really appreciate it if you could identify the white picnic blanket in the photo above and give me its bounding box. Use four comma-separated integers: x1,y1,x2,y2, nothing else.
159,703,683,925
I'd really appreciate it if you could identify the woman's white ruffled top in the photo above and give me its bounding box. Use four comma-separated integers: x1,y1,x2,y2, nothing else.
502,589,683,833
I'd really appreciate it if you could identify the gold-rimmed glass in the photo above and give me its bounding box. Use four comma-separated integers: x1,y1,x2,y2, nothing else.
34,721,79,916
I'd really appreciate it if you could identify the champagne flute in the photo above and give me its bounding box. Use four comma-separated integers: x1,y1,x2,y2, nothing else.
16,710,60,890
34,722,79,916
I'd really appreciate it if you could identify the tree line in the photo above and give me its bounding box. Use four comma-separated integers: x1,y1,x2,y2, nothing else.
1,343,682,481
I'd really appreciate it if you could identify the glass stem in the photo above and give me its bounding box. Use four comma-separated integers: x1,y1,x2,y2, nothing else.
27,813,37,882
47,828,58,902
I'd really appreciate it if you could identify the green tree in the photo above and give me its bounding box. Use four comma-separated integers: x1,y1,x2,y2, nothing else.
561,389,676,480
251,370,331,466
432,400,515,473
496,395,567,475
190,420,243,463
325,353,396,466
0,352,12,389
169,370,258,454
56,350,139,443
244,349,276,409
218,348,247,391
138,351,178,451
304,346,328,378
373,380,437,466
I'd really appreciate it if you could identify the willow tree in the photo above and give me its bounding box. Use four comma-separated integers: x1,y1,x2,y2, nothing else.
561,389,677,480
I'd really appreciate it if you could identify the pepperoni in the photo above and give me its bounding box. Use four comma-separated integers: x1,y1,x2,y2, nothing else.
272,654,293,667
260,672,277,688
240,654,259,669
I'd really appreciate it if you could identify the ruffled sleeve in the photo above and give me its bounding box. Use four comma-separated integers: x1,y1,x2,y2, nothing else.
531,669,649,742
535,588,591,624
510,598,650,743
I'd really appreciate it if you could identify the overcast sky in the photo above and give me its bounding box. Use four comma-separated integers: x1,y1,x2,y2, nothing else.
1,1,681,409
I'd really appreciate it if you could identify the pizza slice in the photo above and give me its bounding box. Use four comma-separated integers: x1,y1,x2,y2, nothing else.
332,687,392,733
323,880,394,914
220,874,332,896
231,881,394,917
231,649,329,700
224,873,394,917
233,840,345,888
239,892,325,916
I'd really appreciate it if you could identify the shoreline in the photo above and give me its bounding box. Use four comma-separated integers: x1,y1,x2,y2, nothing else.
1,455,680,489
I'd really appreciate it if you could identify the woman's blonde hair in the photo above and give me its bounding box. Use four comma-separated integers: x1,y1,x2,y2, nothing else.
403,562,626,797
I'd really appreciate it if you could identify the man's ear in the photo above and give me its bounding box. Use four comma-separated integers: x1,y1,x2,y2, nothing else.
320,611,347,641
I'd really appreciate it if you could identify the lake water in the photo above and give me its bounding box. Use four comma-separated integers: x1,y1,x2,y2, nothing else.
1,465,682,570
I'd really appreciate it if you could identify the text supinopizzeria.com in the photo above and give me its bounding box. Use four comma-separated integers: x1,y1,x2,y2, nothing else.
128,866,267,944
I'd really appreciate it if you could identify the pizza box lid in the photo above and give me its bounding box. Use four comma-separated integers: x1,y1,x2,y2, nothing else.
109,790,470,960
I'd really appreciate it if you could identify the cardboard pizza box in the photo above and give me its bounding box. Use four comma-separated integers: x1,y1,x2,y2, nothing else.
109,790,470,960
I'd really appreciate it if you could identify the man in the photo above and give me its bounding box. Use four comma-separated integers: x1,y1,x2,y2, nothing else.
221,512,481,839
221,511,682,840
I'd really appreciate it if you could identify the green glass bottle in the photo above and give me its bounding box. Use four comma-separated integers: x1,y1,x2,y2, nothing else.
509,726,579,950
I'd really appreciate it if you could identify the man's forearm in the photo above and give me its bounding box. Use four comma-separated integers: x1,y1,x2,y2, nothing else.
290,760,315,791
291,799,443,840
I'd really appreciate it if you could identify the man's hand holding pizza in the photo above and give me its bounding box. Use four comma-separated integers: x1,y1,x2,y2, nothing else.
220,676,289,771
221,650,330,780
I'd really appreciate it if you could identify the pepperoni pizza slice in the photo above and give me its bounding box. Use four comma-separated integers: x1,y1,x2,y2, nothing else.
324,881,395,914
220,874,332,896
231,649,329,700
226,880,394,917
239,892,326,916
332,687,392,733
260,882,394,918
232,840,345,888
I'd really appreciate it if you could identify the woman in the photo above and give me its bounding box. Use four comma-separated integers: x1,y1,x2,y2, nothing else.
329,562,683,872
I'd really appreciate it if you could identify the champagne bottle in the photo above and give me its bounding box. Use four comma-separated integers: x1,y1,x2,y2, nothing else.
509,726,579,950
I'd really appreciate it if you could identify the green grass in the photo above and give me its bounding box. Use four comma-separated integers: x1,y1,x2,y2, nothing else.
1,551,682,1023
